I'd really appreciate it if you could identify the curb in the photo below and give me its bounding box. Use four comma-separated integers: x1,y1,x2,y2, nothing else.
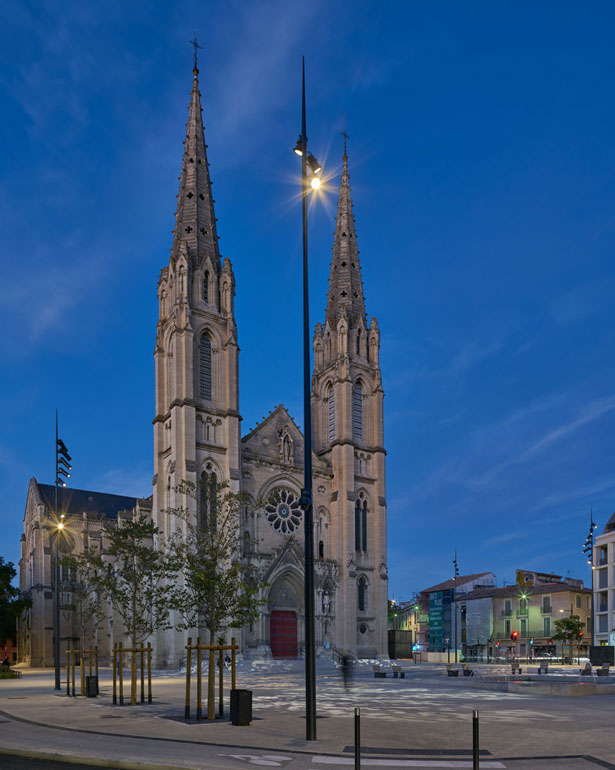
0,746,195,770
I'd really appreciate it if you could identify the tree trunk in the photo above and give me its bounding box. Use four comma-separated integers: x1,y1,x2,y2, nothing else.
207,624,216,719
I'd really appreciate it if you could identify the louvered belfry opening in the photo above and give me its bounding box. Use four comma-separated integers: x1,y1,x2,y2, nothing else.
200,333,212,400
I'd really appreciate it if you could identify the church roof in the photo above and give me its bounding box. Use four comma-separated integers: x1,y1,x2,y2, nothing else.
325,145,366,328
170,52,221,271
37,482,139,520
241,404,303,443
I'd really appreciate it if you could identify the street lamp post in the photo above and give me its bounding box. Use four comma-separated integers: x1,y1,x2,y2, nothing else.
582,512,597,648
452,551,459,663
293,57,322,742
53,411,72,690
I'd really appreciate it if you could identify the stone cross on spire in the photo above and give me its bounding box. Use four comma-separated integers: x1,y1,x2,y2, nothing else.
170,47,221,272
325,145,366,328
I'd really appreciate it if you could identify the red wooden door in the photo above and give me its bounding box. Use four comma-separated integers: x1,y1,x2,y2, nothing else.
270,610,297,658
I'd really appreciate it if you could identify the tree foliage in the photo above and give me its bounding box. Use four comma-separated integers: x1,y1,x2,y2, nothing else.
59,554,107,650
553,614,585,661
167,478,266,642
75,516,174,648
0,557,29,642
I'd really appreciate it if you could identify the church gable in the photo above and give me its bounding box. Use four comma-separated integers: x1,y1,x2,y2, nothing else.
241,405,303,467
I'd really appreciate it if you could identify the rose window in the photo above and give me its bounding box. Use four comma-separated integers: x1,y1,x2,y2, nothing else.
265,488,302,534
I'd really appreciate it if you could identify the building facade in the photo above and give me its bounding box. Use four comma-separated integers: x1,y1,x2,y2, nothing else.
459,570,591,660
19,59,388,665
594,514,615,646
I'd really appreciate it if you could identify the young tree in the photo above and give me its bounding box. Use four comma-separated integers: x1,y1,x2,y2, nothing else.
77,515,174,650
167,478,266,717
59,554,106,652
553,614,585,664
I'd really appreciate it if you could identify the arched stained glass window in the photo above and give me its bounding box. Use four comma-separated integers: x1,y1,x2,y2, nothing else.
200,333,212,401
362,500,368,552
328,385,335,442
352,382,363,441
200,471,217,531
358,576,367,612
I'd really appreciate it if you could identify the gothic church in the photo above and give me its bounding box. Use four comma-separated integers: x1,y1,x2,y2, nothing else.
19,58,388,666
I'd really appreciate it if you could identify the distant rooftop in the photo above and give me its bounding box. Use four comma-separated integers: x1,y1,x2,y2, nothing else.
462,582,589,601
38,483,139,520
421,572,494,594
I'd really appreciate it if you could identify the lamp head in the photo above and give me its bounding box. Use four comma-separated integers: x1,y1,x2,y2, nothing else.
310,176,321,190
293,135,303,156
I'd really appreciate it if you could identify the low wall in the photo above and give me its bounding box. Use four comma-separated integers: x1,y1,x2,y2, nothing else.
426,652,460,663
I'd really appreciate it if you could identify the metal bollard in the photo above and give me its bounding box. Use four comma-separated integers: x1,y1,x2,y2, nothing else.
473,710,479,770
354,707,360,770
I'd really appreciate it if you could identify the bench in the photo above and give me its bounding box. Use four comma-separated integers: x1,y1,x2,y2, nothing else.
446,664,459,677
536,664,549,675
596,663,610,677
462,664,474,677
510,663,522,675
392,664,405,679
373,665,387,678
580,663,592,676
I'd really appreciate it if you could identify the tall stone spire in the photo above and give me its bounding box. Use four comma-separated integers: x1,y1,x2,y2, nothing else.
325,146,366,328
171,52,221,272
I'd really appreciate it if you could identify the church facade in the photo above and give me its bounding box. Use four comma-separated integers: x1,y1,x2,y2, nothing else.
19,59,388,666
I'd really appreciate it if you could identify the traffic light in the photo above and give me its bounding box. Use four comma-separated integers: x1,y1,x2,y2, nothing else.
510,631,519,642
578,631,583,640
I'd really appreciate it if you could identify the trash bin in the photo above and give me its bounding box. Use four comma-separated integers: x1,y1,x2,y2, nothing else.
85,675,99,697
230,689,252,726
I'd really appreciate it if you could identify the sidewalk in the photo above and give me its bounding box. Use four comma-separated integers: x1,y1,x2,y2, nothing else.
1,661,614,770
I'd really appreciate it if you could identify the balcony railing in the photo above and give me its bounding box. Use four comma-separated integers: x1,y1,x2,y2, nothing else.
541,605,552,614
516,608,528,618
501,609,512,617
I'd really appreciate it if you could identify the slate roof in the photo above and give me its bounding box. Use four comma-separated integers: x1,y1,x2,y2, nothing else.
461,582,590,601
603,512,615,534
38,483,138,520
421,572,493,594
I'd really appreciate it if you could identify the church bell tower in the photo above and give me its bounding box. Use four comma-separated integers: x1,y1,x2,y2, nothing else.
152,55,241,662
312,144,387,657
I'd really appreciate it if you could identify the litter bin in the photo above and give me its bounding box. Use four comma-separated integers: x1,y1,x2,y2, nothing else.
85,675,99,697
230,689,252,726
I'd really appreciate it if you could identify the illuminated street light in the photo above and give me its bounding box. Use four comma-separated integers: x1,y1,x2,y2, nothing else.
53,412,73,691
291,57,323,742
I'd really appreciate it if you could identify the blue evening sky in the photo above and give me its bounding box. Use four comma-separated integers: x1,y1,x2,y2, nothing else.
1,1,614,599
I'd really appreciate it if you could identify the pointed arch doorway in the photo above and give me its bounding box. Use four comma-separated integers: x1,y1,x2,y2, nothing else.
268,572,302,659
270,611,297,658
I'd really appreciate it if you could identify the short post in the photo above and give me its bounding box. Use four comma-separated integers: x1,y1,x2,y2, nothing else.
354,707,361,770
473,710,479,770
218,645,224,717
140,646,145,704
80,651,85,695
184,637,192,720
131,647,137,706
119,642,124,706
66,650,70,697
231,637,236,691
196,637,202,720
147,642,152,704
207,646,215,720
112,643,117,705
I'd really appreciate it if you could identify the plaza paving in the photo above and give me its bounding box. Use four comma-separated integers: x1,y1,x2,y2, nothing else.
0,659,614,770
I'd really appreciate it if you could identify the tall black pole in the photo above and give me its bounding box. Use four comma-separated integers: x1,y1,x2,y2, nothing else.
589,511,595,648
54,410,61,690
300,56,317,741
